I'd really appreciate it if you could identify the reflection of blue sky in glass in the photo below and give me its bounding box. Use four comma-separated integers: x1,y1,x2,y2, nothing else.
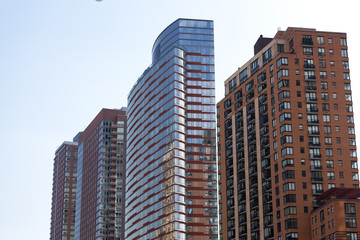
0,0,359,239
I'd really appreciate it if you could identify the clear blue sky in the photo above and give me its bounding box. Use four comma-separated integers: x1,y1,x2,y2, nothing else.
0,0,359,239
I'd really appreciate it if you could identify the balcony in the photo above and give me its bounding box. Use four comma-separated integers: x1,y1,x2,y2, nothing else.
308,131,320,136
304,64,315,69
305,75,316,80
305,86,317,91
307,108,319,113
310,153,322,158
307,119,319,124
311,177,324,182
309,141,321,146
306,97,318,102
312,189,324,195
302,39,314,46
311,165,323,170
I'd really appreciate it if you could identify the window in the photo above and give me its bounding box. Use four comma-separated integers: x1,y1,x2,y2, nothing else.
280,124,292,133
309,148,321,158
308,125,319,135
349,126,355,134
345,83,351,90
320,71,327,79
326,160,334,168
321,224,325,234
326,148,333,157
278,44,285,52
319,59,326,68
286,233,298,240
282,158,294,168
352,172,359,180
350,149,357,157
228,77,237,91
285,219,298,229
324,137,332,145
327,172,335,180
277,57,288,67
345,93,352,101
324,126,331,134
278,90,290,100
346,233,358,240
251,58,259,73
321,92,329,100
304,70,315,79
307,114,318,124
309,136,320,145
312,183,323,193
245,80,254,92
307,103,318,112
303,47,313,55
283,182,296,192
317,36,324,44
283,170,295,181
239,69,248,84
278,79,289,89
277,69,289,79
281,135,293,145
351,161,358,169
282,147,294,156
304,58,314,68
279,102,291,111
318,47,325,56
284,206,297,216
346,218,357,228
323,115,330,122
341,38,347,46
342,49,348,57
279,112,291,122
344,72,350,80
262,48,272,64
322,104,330,112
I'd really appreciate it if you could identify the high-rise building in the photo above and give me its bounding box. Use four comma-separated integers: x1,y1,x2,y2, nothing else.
74,108,127,240
50,140,79,240
125,19,218,240
217,27,359,240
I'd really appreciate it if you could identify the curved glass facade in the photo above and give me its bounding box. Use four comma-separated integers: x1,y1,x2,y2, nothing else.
126,19,217,240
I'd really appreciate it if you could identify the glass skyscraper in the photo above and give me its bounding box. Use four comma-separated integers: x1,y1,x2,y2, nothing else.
125,19,217,240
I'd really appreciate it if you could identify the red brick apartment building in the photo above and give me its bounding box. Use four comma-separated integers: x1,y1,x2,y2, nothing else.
217,27,359,240
50,140,79,240
74,108,127,240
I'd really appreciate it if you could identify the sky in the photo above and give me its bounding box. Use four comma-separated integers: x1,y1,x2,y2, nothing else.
0,0,359,239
